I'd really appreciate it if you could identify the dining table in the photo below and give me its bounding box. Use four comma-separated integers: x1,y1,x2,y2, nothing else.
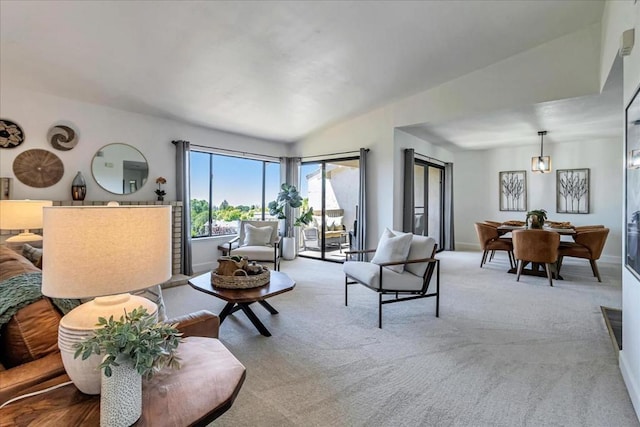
496,225,576,279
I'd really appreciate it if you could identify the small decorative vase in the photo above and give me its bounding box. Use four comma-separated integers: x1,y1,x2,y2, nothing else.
157,196,164,202
100,355,142,427
71,171,86,201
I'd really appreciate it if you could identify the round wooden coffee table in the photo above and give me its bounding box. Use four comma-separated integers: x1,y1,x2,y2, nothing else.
188,270,295,337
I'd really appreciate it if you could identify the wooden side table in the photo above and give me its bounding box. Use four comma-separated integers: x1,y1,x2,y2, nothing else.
0,337,246,427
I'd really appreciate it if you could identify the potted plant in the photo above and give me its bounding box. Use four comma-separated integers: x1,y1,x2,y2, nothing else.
74,307,182,427
268,183,313,259
155,177,167,201
526,209,547,229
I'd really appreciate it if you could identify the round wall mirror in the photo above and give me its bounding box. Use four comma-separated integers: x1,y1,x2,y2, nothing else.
91,143,149,195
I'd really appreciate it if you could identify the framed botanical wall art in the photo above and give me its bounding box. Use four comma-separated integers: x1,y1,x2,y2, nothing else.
556,169,589,214
499,170,526,211
625,84,640,281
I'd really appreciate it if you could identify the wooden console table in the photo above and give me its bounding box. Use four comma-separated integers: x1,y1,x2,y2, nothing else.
0,337,245,426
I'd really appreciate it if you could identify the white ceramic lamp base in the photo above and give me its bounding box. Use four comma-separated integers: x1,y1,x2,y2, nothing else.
58,294,157,395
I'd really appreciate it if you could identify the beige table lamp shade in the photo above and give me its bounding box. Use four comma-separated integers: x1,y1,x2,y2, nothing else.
42,205,172,299
0,200,52,241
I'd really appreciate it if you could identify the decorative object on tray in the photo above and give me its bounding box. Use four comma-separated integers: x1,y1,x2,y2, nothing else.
526,209,547,229
48,124,78,151
0,119,25,148
13,149,64,187
71,171,87,200
74,306,182,427
499,170,527,212
155,176,166,201
212,256,270,289
556,168,589,214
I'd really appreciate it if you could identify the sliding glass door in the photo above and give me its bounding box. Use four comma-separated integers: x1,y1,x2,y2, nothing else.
299,158,360,262
414,161,445,251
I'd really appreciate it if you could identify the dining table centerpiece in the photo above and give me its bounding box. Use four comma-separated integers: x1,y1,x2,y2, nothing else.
526,209,547,229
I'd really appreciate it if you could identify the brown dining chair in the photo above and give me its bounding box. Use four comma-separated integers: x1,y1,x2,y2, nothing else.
557,228,609,282
512,229,560,286
572,224,604,235
484,220,511,261
474,222,515,269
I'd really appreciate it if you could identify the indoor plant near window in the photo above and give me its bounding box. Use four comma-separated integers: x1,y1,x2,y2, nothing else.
74,307,182,427
268,183,313,259
526,209,547,229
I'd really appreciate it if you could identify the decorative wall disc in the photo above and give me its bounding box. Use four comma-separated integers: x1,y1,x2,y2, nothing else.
48,125,78,151
0,119,25,148
13,149,64,188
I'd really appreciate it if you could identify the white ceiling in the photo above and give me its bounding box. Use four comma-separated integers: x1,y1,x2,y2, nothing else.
0,1,608,145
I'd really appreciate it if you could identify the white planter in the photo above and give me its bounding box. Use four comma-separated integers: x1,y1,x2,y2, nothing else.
100,355,142,427
282,236,296,260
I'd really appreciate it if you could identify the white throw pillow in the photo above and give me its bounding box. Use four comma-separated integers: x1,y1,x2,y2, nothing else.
243,224,273,247
371,228,413,273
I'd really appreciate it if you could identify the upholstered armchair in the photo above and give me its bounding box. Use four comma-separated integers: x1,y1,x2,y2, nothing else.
557,227,609,282
343,229,439,328
512,229,560,286
226,220,281,271
474,222,515,268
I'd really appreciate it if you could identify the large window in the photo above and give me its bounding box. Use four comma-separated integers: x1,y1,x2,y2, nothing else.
190,151,280,238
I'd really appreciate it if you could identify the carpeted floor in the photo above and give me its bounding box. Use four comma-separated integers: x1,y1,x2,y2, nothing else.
163,250,639,427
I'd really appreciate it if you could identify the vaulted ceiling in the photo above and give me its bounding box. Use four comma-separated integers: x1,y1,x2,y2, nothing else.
0,1,611,146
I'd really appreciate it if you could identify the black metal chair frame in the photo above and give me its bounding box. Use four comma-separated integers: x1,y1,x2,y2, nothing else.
344,245,440,328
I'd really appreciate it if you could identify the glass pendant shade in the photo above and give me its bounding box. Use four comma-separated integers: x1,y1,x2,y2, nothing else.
531,131,551,173
71,171,87,201
531,156,551,173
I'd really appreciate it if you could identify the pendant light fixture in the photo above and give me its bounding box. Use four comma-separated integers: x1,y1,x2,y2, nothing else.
531,130,551,173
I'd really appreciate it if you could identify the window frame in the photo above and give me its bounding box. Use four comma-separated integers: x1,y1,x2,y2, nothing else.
189,150,280,239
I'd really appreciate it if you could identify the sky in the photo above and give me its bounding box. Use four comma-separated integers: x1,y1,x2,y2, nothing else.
190,152,281,207
190,152,329,208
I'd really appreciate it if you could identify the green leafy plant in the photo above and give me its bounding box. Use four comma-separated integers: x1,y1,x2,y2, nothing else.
526,209,547,228
74,306,182,379
268,183,313,237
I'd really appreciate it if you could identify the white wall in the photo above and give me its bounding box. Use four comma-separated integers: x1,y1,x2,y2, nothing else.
455,138,623,263
295,25,602,246
602,0,640,420
0,86,290,273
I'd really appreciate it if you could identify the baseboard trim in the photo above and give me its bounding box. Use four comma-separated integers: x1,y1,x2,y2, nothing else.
620,350,640,423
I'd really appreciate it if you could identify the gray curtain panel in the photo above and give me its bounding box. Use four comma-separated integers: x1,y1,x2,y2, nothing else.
403,149,415,233
444,162,455,250
356,148,368,261
172,139,193,275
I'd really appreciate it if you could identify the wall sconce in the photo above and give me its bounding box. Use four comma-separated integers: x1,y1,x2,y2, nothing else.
531,130,552,173
630,149,640,169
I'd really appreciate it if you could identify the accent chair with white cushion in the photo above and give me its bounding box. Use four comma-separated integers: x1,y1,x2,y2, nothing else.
343,228,440,328
226,220,281,271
